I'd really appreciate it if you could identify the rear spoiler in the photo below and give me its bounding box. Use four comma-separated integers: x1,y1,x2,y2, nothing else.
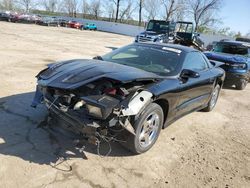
209,60,224,67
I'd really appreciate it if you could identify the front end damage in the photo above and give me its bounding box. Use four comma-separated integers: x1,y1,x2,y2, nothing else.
32,76,156,147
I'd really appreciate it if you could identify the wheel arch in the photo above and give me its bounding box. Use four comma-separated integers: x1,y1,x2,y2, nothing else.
216,77,223,88
154,98,169,128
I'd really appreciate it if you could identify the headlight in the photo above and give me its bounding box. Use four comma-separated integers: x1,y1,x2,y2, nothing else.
86,104,103,119
228,63,247,70
82,95,120,119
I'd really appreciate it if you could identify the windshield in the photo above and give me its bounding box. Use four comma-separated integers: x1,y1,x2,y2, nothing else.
214,42,249,56
146,21,169,32
102,45,182,76
175,23,193,33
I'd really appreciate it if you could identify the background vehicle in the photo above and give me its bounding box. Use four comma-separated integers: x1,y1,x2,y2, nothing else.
32,43,224,154
135,20,175,43
0,12,12,22
11,14,41,24
206,41,218,51
37,17,59,27
173,21,204,51
81,23,97,30
58,18,68,27
236,37,250,43
204,41,250,90
68,21,82,29
135,20,204,51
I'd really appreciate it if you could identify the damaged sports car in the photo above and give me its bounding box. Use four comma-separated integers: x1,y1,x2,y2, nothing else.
32,43,225,154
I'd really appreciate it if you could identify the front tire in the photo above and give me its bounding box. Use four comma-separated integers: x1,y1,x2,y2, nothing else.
235,79,247,90
203,84,221,112
123,103,163,154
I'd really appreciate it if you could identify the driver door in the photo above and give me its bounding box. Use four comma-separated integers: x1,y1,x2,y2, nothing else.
176,52,215,117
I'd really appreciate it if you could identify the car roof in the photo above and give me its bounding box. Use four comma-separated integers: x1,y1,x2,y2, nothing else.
149,20,169,22
218,40,250,47
135,42,198,53
176,21,193,24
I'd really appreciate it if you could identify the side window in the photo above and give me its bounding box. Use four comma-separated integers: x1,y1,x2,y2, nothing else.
183,52,208,71
201,53,213,68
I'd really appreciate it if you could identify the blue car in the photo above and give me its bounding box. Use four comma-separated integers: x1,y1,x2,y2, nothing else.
204,41,250,90
81,23,97,31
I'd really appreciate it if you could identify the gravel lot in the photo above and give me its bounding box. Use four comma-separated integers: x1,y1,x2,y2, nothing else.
0,22,249,188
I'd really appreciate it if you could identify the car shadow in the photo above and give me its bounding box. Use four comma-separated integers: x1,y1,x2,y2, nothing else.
222,85,238,90
0,92,134,165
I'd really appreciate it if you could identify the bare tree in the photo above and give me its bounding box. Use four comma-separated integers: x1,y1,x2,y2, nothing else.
119,0,136,22
0,0,15,10
17,0,37,12
138,0,144,26
144,0,160,20
112,0,121,22
107,4,115,20
161,0,186,21
81,0,89,17
64,0,78,17
187,0,221,31
246,32,250,38
102,0,115,20
90,0,101,19
41,0,57,13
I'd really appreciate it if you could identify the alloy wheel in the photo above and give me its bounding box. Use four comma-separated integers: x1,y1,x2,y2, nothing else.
139,112,160,148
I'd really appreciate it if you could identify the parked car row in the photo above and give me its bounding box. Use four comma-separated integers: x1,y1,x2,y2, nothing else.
0,11,97,31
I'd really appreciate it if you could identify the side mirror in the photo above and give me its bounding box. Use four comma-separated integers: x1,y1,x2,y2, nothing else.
180,69,200,79
93,56,103,60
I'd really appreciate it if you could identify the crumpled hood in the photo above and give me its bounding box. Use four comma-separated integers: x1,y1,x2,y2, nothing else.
204,51,248,64
38,59,161,89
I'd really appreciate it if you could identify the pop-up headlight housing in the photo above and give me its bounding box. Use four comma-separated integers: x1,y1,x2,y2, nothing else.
82,95,120,119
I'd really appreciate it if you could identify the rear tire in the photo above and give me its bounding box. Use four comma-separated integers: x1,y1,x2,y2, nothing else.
235,79,247,90
123,103,163,154
203,84,221,112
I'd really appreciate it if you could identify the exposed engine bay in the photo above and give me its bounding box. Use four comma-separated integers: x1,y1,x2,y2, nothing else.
33,77,155,151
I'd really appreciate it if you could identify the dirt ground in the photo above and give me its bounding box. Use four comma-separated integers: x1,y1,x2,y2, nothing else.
0,22,249,188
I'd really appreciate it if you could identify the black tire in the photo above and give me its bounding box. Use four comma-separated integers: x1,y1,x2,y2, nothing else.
203,84,221,112
235,79,248,90
123,103,164,154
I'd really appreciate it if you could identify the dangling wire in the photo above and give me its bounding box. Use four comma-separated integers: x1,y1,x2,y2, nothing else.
96,132,112,157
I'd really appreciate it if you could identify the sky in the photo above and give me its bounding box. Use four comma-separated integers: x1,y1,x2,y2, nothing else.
219,0,250,35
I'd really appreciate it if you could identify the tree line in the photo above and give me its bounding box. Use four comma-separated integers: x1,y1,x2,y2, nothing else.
1,0,248,36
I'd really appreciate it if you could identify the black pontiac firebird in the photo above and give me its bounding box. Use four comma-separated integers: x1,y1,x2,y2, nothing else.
32,43,225,154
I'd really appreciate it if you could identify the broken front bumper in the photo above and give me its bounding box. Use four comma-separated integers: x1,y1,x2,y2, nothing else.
32,83,154,139
44,97,102,135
